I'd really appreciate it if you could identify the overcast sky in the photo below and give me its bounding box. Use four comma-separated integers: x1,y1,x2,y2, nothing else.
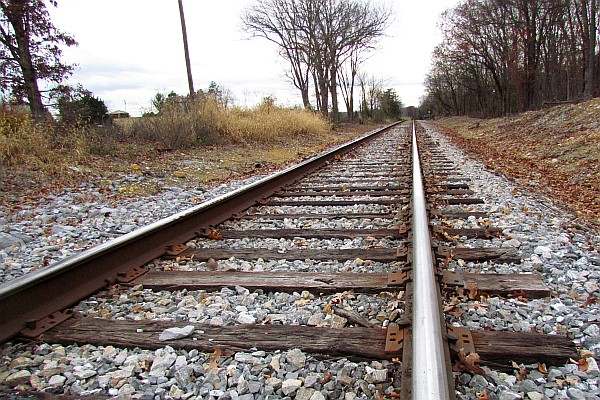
49,0,460,116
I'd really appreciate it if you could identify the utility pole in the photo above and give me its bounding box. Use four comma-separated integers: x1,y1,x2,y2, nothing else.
178,0,195,98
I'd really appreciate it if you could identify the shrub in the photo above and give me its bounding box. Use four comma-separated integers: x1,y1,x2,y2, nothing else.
0,107,88,170
57,87,108,126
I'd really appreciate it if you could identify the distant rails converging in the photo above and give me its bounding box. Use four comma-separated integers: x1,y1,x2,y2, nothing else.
0,121,578,399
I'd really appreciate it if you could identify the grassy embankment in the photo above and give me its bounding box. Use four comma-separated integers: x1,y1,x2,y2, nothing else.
432,98,600,226
0,99,375,206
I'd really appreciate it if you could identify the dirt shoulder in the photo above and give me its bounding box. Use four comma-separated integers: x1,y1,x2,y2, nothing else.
430,98,600,227
0,123,383,211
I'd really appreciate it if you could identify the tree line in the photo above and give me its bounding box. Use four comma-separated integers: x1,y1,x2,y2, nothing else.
421,0,599,117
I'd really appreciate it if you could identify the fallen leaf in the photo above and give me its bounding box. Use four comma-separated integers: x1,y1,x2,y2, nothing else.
322,370,333,384
331,290,354,304
294,299,311,307
449,308,466,318
208,229,223,240
476,389,489,400
454,349,486,375
373,391,385,400
509,290,528,300
511,361,528,381
580,349,594,359
204,347,222,372
556,376,580,388
467,282,479,300
388,300,402,309
581,294,597,308
538,363,547,374
578,358,589,372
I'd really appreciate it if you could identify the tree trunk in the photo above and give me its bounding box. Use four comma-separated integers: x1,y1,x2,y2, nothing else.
12,9,46,122
348,68,356,122
316,64,329,118
583,0,597,98
312,70,321,112
330,63,339,122
18,46,46,121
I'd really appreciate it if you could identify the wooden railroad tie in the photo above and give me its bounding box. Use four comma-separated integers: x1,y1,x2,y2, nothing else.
133,270,550,299
39,318,576,369
163,243,520,264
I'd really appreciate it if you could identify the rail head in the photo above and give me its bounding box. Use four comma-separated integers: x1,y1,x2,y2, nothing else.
410,121,453,400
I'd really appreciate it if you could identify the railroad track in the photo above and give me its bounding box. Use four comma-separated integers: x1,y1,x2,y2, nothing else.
0,122,580,399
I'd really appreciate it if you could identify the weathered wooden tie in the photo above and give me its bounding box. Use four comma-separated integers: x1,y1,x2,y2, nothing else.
436,246,521,264
41,318,576,367
134,270,549,298
165,247,408,262
197,228,405,240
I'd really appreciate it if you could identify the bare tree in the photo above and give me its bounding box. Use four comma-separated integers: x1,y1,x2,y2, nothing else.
358,73,388,120
423,0,599,117
242,0,391,120
324,0,392,121
338,48,362,121
0,0,76,121
242,0,314,109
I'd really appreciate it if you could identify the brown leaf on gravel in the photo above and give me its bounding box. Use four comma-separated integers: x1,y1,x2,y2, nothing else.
511,361,528,381
373,391,385,400
578,358,589,372
454,349,486,376
555,376,580,388
476,390,489,400
208,229,223,240
508,290,528,300
538,363,548,374
580,294,597,308
467,282,479,300
569,291,584,301
204,347,222,372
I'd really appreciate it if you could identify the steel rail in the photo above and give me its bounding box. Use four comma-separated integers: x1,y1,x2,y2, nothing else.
411,122,453,399
0,121,402,344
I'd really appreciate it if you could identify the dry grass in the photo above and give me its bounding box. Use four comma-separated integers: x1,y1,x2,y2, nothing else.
0,107,88,172
124,97,330,148
0,100,376,208
224,103,330,143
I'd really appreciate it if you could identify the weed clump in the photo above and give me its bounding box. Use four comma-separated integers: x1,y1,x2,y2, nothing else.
126,96,330,148
0,107,88,170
